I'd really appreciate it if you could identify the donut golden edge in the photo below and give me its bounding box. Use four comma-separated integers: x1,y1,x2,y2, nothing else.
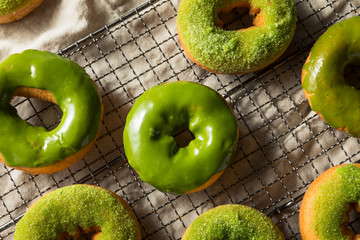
0,0,43,24
299,163,360,240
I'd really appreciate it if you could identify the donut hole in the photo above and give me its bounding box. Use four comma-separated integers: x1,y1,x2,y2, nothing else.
344,203,360,236
10,87,63,131
344,63,360,90
60,226,101,239
217,3,263,31
172,125,195,148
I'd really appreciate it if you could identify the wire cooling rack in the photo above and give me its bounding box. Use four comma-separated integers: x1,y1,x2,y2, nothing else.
1,0,360,239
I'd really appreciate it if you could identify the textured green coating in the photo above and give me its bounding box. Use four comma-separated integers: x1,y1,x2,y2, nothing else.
0,0,31,15
182,204,284,240
123,81,238,195
14,185,139,240
302,16,360,137
177,0,297,74
312,164,360,240
0,50,102,168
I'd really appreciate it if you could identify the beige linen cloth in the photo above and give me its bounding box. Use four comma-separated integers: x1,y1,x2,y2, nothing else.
0,0,146,60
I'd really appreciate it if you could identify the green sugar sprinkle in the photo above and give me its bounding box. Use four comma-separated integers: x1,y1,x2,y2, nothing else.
0,0,31,15
177,0,297,73
182,204,284,240
312,164,360,240
14,185,139,240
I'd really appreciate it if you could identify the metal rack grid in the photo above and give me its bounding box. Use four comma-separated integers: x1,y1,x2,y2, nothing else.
1,0,360,239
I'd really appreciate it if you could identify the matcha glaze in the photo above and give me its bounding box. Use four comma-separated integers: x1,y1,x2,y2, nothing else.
123,81,238,194
302,16,360,136
0,50,102,168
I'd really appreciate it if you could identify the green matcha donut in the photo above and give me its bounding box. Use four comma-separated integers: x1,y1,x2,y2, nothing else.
123,81,238,195
14,185,141,240
177,0,297,74
302,16,360,137
0,49,103,174
182,204,285,240
0,0,43,23
299,164,360,240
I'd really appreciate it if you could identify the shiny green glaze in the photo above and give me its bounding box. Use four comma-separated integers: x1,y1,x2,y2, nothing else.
0,50,102,168
182,204,284,240
177,0,297,74
302,16,360,137
311,164,360,240
123,81,238,195
14,185,139,240
0,0,31,15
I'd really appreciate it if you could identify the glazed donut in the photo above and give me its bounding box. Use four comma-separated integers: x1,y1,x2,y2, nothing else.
123,81,238,195
182,204,284,239
176,0,297,74
0,50,103,175
0,0,43,23
299,164,360,240
14,184,141,239
302,16,360,137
